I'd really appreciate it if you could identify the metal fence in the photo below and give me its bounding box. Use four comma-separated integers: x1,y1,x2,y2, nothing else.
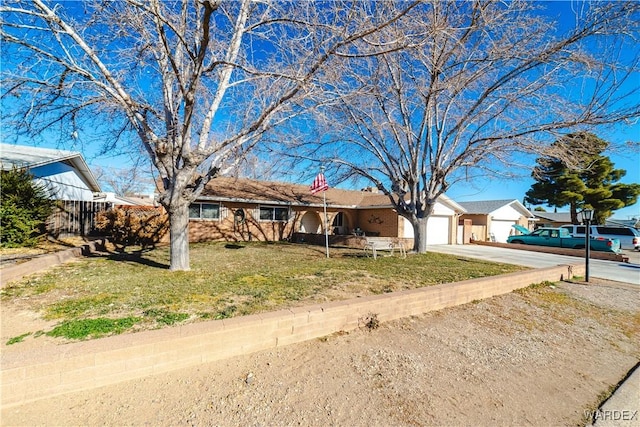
46,200,112,237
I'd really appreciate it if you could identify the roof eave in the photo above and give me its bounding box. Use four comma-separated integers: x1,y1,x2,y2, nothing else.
196,195,358,209
67,155,101,192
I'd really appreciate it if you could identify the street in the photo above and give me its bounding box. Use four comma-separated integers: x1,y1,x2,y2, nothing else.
427,244,640,285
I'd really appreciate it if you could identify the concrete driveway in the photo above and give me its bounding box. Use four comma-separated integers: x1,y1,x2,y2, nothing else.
428,244,640,285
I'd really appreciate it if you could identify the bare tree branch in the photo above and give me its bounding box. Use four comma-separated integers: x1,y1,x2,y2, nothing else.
1,0,422,269
291,0,640,252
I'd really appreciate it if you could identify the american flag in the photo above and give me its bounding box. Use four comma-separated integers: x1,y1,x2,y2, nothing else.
310,173,329,194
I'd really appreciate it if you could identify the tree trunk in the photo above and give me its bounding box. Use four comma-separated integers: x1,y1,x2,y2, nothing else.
167,202,190,271
570,202,579,225
412,217,429,254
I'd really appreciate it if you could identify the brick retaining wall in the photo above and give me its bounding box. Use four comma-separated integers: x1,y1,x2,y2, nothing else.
1,263,583,408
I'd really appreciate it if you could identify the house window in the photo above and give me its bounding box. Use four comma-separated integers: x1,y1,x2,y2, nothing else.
189,203,220,220
259,206,290,222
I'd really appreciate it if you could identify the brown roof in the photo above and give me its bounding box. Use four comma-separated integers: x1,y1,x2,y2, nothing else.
197,177,390,208
197,177,466,213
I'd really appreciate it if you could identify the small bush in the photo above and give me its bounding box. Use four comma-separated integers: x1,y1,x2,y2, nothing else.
0,168,54,247
96,206,168,250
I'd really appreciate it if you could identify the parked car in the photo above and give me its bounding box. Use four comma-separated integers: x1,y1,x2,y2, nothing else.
507,227,621,252
560,225,640,251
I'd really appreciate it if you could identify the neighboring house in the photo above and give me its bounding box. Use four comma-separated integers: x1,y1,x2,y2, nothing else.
533,213,640,229
1,143,107,237
606,218,640,229
0,143,101,201
188,177,466,246
532,212,573,228
93,192,155,206
459,199,534,243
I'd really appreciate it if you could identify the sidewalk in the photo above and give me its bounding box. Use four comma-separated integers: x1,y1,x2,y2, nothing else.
590,364,640,427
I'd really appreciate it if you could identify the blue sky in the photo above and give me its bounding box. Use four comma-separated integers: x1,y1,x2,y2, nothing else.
446,1,640,219
446,122,640,219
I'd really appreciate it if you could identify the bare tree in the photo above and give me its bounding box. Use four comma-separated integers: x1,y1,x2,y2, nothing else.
93,164,155,197
1,0,419,270
300,1,640,252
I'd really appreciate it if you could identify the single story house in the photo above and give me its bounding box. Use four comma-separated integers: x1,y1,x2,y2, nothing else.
93,192,155,206
458,199,534,243
533,213,640,229
0,143,101,201
188,177,466,247
532,212,572,228
605,218,640,229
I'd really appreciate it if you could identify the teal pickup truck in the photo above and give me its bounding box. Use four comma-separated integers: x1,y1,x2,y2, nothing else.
507,227,621,252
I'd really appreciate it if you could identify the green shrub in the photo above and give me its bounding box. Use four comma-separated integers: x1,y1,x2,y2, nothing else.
0,168,54,247
95,206,168,249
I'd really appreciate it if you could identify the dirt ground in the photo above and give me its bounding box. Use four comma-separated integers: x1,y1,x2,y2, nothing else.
2,277,639,426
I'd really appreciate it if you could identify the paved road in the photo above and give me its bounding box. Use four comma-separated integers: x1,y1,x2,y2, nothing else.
427,245,640,285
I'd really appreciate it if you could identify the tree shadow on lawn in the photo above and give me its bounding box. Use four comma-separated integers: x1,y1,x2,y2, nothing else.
339,251,370,259
310,245,369,258
224,244,245,250
88,249,169,269
86,243,365,269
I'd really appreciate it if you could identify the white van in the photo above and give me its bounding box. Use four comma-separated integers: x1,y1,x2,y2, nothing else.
560,225,640,251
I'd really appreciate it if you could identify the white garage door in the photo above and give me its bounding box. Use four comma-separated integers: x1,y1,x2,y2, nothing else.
401,216,451,245
491,220,516,243
427,216,451,245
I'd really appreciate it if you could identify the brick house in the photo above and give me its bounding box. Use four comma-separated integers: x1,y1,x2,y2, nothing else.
188,177,465,247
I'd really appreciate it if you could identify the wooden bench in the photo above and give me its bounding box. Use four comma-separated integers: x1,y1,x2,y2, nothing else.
363,237,406,260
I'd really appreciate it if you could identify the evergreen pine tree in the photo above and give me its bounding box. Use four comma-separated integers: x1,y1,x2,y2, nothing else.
0,168,55,246
525,133,640,224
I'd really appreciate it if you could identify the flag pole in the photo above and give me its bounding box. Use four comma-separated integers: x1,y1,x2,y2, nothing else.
310,166,330,258
323,189,329,258
321,167,329,258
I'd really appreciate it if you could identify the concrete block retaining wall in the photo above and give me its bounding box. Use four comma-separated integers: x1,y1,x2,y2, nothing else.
0,240,107,287
1,263,583,408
